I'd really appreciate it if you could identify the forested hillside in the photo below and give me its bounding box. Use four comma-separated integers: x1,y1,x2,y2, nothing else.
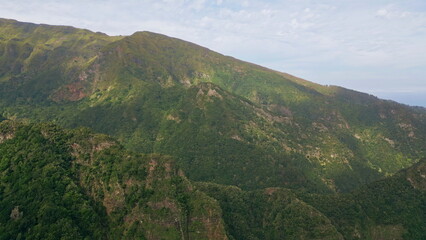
198,158,426,240
1,19,425,193
0,18,426,239
0,120,228,239
1,120,424,239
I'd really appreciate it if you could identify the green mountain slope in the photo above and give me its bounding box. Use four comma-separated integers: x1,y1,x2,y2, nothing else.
0,120,228,239
198,158,426,240
0,18,121,103
2,119,423,239
0,19,425,192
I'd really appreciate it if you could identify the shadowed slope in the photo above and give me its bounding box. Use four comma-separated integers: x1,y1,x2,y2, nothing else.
0,120,228,239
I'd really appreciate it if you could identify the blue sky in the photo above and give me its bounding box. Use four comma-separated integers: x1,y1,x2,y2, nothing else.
1,0,425,106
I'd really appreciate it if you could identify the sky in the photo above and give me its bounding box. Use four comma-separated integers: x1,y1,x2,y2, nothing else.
1,0,425,106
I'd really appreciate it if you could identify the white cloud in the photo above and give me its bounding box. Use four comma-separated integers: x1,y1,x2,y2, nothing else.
376,8,389,17
376,5,412,19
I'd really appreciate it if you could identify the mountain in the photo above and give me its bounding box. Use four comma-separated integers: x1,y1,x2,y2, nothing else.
0,120,228,239
1,120,424,239
1,18,426,193
198,158,426,240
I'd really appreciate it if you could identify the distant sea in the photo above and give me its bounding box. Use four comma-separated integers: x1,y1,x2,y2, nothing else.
375,92,426,108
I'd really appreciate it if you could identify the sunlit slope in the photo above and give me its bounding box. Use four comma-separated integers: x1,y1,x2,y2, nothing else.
0,19,425,192
0,18,122,102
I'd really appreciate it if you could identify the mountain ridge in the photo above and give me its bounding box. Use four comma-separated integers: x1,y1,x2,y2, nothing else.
1,18,425,240
0,18,425,193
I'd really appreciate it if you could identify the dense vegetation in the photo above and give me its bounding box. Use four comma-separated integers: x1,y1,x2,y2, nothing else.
198,158,426,240
0,121,227,239
1,120,424,239
1,19,425,193
0,19,426,239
